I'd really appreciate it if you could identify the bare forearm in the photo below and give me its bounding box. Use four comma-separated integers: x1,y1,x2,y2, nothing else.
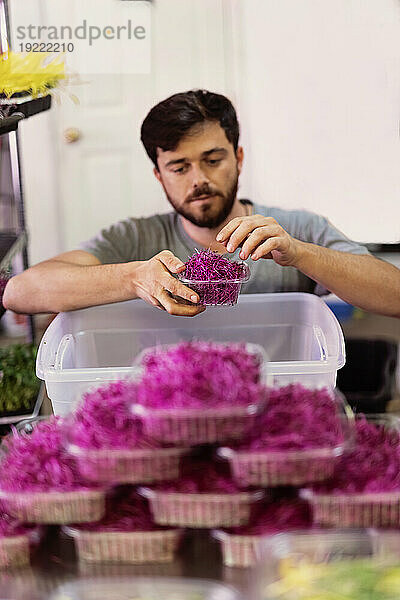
295,242,400,318
218,214,400,318
3,260,137,314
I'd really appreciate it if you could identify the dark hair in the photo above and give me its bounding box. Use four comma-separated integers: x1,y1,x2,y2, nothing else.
140,89,240,169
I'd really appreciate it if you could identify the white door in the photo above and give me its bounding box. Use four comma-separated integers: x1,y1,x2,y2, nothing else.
9,0,231,258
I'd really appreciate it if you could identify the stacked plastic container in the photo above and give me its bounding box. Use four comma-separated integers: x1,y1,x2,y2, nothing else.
0,341,268,566
63,521,184,565
0,489,43,569
36,293,345,415
301,414,400,528
61,341,268,563
28,293,349,570
0,415,187,566
0,524,41,569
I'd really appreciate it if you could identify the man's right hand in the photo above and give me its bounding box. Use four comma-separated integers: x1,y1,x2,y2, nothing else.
131,250,206,316
3,249,205,316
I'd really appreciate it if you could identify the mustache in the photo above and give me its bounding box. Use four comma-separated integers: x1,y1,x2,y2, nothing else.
187,185,222,202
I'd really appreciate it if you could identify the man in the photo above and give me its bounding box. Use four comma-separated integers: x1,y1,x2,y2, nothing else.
4,90,400,317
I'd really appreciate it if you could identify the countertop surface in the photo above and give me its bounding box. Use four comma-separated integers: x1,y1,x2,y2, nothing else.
0,528,251,600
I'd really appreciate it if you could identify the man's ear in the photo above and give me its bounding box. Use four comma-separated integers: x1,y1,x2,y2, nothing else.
236,146,244,175
153,166,162,183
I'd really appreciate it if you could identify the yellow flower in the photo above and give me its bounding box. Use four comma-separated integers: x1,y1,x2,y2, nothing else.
0,51,65,98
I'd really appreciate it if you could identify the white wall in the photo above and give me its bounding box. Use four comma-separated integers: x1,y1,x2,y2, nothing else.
230,0,400,243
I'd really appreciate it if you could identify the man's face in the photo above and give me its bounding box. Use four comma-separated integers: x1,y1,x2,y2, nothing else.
154,121,243,229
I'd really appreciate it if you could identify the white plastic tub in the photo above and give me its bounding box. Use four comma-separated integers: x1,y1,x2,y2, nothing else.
36,292,345,416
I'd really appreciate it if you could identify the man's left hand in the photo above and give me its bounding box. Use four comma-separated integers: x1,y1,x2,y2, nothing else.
216,215,301,266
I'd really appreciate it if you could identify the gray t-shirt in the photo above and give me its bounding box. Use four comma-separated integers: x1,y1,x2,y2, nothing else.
79,201,370,296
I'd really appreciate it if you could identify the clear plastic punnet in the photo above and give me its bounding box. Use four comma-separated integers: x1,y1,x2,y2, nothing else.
0,534,30,569
0,488,106,525
0,416,108,525
63,526,183,564
138,486,265,529
66,442,188,485
255,529,400,600
132,403,265,447
131,342,268,445
218,389,355,488
178,262,250,306
0,527,41,569
36,292,345,416
300,414,400,528
213,529,264,569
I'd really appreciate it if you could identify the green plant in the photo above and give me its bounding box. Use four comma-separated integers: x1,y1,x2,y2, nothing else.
0,344,40,415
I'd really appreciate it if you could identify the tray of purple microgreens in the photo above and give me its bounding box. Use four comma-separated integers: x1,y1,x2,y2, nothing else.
218,384,354,487
213,496,312,568
178,248,250,306
0,503,42,569
65,381,189,485
301,414,400,528
0,417,107,524
63,488,183,564
138,457,265,529
131,341,268,446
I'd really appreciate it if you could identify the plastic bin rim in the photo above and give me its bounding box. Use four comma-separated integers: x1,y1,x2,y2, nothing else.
36,358,343,382
41,292,340,317
265,357,345,373
36,365,139,382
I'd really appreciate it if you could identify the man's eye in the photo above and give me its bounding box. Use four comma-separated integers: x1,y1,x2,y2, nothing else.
173,166,187,174
207,159,221,166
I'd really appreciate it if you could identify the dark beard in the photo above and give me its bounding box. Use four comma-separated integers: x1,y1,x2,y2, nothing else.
166,175,238,229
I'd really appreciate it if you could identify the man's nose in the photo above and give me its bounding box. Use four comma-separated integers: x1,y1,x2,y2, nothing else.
190,163,209,188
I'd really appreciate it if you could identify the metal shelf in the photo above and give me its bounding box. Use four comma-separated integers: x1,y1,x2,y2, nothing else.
0,231,26,270
0,0,52,342
0,95,52,137
366,242,400,253
0,232,27,318
0,113,23,136
0,381,45,425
